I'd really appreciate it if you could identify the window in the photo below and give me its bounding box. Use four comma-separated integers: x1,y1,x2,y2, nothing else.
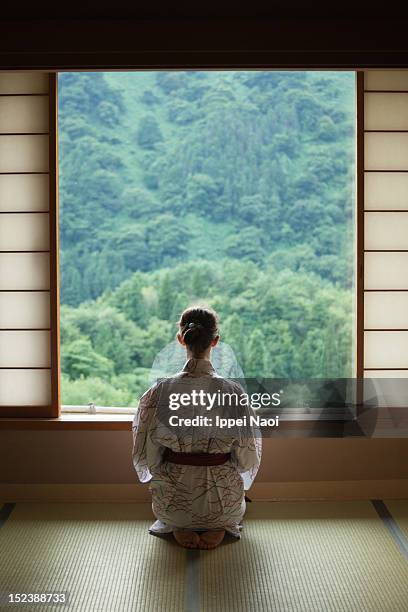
1,70,407,420
58,71,356,413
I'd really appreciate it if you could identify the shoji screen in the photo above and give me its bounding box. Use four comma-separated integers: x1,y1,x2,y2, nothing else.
0,72,59,417
359,70,408,381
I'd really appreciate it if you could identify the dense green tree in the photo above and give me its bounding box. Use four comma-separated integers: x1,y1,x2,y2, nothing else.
246,329,267,378
62,304,147,372
61,373,136,407
145,214,189,266
58,70,356,406
157,273,174,320
62,337,114,380
106,273,147,326
136,115,163,149
225,227,265,262
222,313,246,366
186,174,223,216
123,187,162,218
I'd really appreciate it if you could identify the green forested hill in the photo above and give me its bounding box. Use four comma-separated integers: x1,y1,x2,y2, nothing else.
58,71,355,406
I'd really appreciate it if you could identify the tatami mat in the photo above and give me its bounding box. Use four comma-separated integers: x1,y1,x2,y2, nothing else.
0,503,185,612
200,501,408,612
385,499,408,541
1,501,408,612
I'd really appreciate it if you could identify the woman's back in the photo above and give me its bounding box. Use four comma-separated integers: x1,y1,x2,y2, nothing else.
132,306,262,544
152,357,242,454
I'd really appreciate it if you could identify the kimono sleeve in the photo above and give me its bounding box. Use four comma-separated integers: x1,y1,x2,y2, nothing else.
132,383,163,483
231,403,262,491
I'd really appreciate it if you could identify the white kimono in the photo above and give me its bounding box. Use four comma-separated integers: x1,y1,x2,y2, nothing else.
132,357,262,538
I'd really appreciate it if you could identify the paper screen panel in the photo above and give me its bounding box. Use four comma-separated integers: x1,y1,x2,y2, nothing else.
0,330,50,367
0,174,49,212
0,253,50,290
0,291,50,328
365,212,408,250
365,71,408,91
365,133,408,171
364,331,408,368
364,93,408,131
0,135,49,173
0,213,49,251
0,72,49,94
364,172,408,210
364,292,408,329
0,72,54,414
364,370,408,377
0,96,49,134
361,376,408,407
365,252,408,289
0,369,51,405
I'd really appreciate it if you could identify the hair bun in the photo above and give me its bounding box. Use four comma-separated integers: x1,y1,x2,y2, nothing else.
178,306,219,357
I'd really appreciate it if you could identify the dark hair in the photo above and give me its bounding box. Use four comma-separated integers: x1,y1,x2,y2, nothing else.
178,306,219,358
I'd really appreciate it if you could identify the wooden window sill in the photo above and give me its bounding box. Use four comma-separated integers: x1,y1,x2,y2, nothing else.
0,413,365,435
0,413,134,430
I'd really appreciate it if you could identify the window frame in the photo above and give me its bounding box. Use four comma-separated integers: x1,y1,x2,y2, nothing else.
0,73,60,418
49,73,61,418
356,71,365,381
0,68,370,432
